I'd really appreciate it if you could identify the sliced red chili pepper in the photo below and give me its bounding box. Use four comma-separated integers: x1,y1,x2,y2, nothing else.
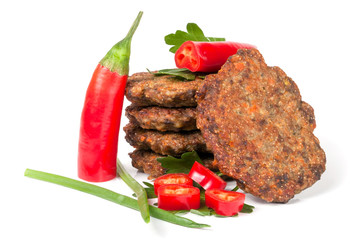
175,41,255,72
205,189,245,216
157,184,200,211
78,12,143,182
154,173,193,195
188,161,226,190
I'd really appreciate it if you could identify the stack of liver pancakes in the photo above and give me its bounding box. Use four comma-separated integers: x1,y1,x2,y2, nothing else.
124,72,215,179
123,48,326,202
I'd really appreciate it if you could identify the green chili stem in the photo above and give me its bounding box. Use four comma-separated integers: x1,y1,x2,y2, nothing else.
100,11,143,75
24,168,210,229
117,159,150,223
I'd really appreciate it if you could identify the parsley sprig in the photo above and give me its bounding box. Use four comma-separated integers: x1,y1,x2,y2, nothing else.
147,68,206,81
157,151,203,174
147,23,222,81
152,151,255,216
165,23,225,53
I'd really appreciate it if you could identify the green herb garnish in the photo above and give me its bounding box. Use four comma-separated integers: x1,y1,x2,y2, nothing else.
147,68,207,81
153,151,255,217
157,151,203,174
147,68,195,81
132,181,157,199
117,159,150,223
141,181,255,216
165,23,225,53
24,168,210,228
241,203,256,213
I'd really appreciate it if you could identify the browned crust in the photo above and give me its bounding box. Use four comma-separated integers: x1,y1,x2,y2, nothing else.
130,149,217,179
130,150,166,179
125,72,203,107
124,123,211,156
125,105,197,132
196,48,326,203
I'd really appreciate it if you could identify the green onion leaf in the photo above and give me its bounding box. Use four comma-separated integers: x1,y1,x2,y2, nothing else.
117,159,150,223
24,168,210,228
132,182,157,199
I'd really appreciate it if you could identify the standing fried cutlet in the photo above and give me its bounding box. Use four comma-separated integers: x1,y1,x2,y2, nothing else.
196,48,326,203
125,72,203,107
125,105,197,132
130,149,217,179
124,123,210,156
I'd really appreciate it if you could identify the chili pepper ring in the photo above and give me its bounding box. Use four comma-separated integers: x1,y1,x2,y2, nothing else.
175,41,255,72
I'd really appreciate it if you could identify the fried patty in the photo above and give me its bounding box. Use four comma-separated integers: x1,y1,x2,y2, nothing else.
124,123,210,156
196,48,326,203
125,105,197,132
130,150,166,179
130,149,217,179
125,72,203,107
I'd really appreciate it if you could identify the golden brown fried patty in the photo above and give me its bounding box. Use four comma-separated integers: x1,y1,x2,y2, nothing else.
125,105,197,132
130,149,217,179
125,72,203,107
124,123,210,156
197,48,326,203
130,150,166,179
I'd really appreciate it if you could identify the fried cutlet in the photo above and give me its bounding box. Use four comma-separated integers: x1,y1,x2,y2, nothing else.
130,149,217,179
125,72,203,107
124,123,210,156
125,105,197,132
196,48,326,203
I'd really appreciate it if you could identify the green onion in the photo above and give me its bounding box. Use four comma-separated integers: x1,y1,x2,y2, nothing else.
24,168,210,229
116,159,150,223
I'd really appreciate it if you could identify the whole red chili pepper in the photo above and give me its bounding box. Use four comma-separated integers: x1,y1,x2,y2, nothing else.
78,12,143,182
175,41,255,72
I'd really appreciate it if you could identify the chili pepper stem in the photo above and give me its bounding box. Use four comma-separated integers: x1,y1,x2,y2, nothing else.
100,11,143,75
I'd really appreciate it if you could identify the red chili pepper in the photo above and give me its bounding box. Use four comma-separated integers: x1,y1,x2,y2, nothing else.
78,12,143,182
157,184,200,211
175,41,255,72
188,161,226,190
154,173,193,195
205,189,245,216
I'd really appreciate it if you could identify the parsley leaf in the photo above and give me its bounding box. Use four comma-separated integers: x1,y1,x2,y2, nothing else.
157,151,203,174
165,23,225,53
147,68,199,81
166,203,253,217
154,68,196,80
190,206,212,216
241,203,255,213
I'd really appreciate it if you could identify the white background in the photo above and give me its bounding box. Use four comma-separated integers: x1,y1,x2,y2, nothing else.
1,0,359,239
